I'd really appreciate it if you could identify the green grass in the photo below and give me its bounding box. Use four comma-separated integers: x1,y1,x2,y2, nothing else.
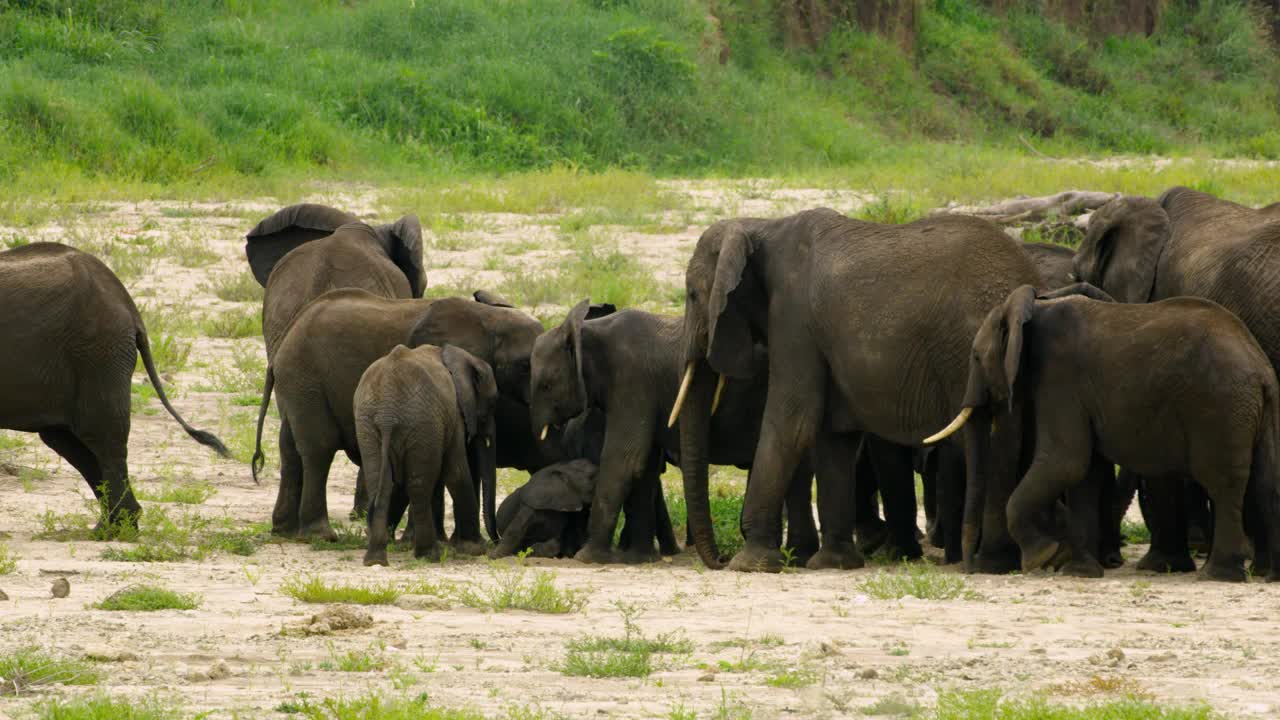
560,601,690,678
34,696,184,720
199,308,263,339
272,693,562,720
764,667,817,689
1122,519,1152,545
663,471,746,562
135,477,216,505
319,642,392,673
0,648,99,695
922,690,1219,720
453,563,588,614
0,541,16,574
93,584,200,611
281,576,402,605
207,271,265,303
859,562,980,601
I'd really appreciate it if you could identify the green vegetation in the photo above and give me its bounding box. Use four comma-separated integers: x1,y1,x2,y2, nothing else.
199,308,262,339
454,563,588,614
663,469,747,562
1,0,1276,202
0,648,98,695
274,694,559,720
319,642,393,673
0,540,16,574
560,602,690,678
34,696,183,720
281,576,403,606
135,477,216,505
921,690,1219,719
859,562,980,601
93,584,200,611
1122,518,1152,545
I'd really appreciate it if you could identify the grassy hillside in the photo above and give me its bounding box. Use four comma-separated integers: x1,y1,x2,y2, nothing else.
0,0,1277,196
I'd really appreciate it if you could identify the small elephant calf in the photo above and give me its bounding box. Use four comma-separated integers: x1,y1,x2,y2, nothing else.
489,459,599,559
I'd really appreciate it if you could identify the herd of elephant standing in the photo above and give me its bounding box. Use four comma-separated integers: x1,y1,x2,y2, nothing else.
3,186,1280,583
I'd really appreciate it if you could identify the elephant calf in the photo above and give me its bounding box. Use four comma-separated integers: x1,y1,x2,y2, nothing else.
928,283,1280,581
489,459,598,559
353,344,498,565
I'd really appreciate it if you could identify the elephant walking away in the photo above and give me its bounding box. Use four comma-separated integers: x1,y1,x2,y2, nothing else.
670,209,1041,572
926,284,1280,581
0,243,230,530
354,345,497,565
531,301,818,567
252,290,541,541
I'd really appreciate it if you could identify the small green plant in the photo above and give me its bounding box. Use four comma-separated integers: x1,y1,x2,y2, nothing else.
0,542,16,574
454,563,587,614
0,648,99,695
93,584,200,611
858,562,979,601
208,271,265,303
929,689,1214,719
765,667,817,689
319,641,391,673
135,477,216,504
309,522,367,551
200,309,262,338
559,601,689,678
33,694,184,720
886,641,911,657
1121,519,1151,545
280,576,401,605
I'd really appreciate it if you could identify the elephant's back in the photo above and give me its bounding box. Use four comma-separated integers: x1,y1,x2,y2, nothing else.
0,243,138,343
356,345,457,436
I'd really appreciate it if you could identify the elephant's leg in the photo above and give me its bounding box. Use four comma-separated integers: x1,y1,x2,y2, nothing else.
351,467,368,522
271,418,303,536
38,429,135,535
362,444,394,567
66,416,139,535
407,476,442,561
575,427,647,565
1136,475,1196,573
865,436,922,561
1060,469,1104,578
390,483,412,544
620,471,662,564
1197,467,1250,582
442,437,484,556
654,480,681,556
1243,462,1280,581
1185,480,1213,556
969,408,1022,574
488,505,536,559
1006,436,1090,572
807,431,863,571
934,443,965,565
1097,460,1127,569
851,440,887,555
784,462,818,564
297,448,337,542
432,479,447,542
530,536,562,558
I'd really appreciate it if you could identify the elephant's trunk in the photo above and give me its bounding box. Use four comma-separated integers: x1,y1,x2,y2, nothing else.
961,408,990,571
480,416,499,542
678,361,723,569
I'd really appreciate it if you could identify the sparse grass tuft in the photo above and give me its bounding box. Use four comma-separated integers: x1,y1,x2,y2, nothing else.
93,584,200,612
1046,675,1154,700
454,563,587,614
33,695,182,720
560,646,652,678
309,522,367,551
560,601,689,678
0,541,16,575
0,648,99,695
319,641,392,673
135,478,216,505
927,689,1217,720
765,667,817,689
208,272,265,303
281,576,402,606
200,309,262,339
858,562,979,601
272,693,512,720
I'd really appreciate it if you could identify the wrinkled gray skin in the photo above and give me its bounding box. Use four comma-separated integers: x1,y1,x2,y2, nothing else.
252,290,540,542
355,344,497,565
1074,187,1280,572
0,243,230,531
530,301,819,566
489,459,598,559
245,203,426,515
1021,242,1076,290
676,209,1041,572
950,283,1280,582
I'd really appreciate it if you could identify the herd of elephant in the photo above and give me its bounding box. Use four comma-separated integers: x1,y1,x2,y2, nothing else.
3,186,1280,582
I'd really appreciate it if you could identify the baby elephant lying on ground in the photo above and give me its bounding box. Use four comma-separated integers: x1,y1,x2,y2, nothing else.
489,459,599,559
928,283,1280,581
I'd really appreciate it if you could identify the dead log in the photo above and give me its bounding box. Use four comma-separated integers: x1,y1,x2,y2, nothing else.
935,190,1118,225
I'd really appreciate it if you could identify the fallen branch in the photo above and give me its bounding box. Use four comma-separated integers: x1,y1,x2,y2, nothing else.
936,190,1118,225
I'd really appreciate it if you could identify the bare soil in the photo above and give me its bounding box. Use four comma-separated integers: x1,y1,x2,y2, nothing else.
0,182,1276,719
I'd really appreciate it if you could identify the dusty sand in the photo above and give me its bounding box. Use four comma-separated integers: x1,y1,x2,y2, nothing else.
0,182,1277,719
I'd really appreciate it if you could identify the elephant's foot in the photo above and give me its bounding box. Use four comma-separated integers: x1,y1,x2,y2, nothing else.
1060,555,1105,578
530,539,562,558
785,541,819,567
573,543,615,565
970,545,1021,575
363,548,389,567
1198,560,1247,583
805,542,864,571
271,520,299,538
620,545,660,565
727,543,786,573
452,538,487,557
412,541,444,562
854,519,889,556
927,520,945,550
1019,538,1061,572
298,518,338,543
1136,548,1196,574
874,538,924,563
658,538,682,557
1188,525,1211,556
1099,548,1125,570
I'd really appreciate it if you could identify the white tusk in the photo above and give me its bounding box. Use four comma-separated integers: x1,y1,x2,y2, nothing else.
711,374,726,415
539,425,549,441
667,361,695,428
922,407,974,444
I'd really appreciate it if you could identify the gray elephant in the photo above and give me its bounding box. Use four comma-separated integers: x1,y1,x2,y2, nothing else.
252,290,541,541
926,284,1280,581
530,300,819,566
1074,187,1280,570
488,459,598,559
669,209,1041,572
0,243,230,531
355,344,497,565
1021,241,1076,290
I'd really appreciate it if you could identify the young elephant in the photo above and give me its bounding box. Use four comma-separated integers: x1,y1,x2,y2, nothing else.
489,459,599,559
354,344,498,565
927,284,1280,581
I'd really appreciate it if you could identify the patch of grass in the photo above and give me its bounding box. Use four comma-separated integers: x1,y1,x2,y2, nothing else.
0,648,98,695
855,194,928,224
136,305,196,377
454,563,587,614
860,694,923,717
93,584,200,612
663,469,746,562
0,430,27,450
281,576,402,605
162,236,220,268
273,693,506,720
33,695,183,720
206,343,267,405
0,541,15,574
208,271,265,303
765,667,817,689
135,477,216,505
926,689,1217,720
560,601,690,678
1046,675,1154,700
858,562,980,601
1121,519,1151,545
560,646,652,678
200,309,262,339
309,522,367,551
497,233,670,310
319,641,391,673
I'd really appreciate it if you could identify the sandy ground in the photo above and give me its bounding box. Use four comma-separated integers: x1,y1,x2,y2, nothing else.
0,181,1277,719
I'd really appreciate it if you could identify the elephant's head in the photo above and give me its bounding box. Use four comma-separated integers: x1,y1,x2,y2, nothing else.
1073,195,1170,303
408,296,543,404
524,459,600,513
442,345,500,541
529,299,616,443
245,204,426,296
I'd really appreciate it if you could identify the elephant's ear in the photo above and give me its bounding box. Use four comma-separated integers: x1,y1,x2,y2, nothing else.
474,290,514,308
564,299,595,407
1075,196,1168,303
377,215,426,298
524,461,598,511
998,285,1038,403
443,345,497,442
1037,282,1115,303
244,204,357,286
707,222,757,378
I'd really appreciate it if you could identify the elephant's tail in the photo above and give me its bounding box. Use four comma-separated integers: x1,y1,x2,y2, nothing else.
136,329,232,460
376,425,395,519
251,366,275,484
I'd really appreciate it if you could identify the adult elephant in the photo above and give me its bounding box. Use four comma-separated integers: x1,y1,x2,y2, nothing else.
1021,242,1076,290
669,209,1041,572
1073,186,1280,571
252,290,542,541
0,243,230,531
529,301,818,566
